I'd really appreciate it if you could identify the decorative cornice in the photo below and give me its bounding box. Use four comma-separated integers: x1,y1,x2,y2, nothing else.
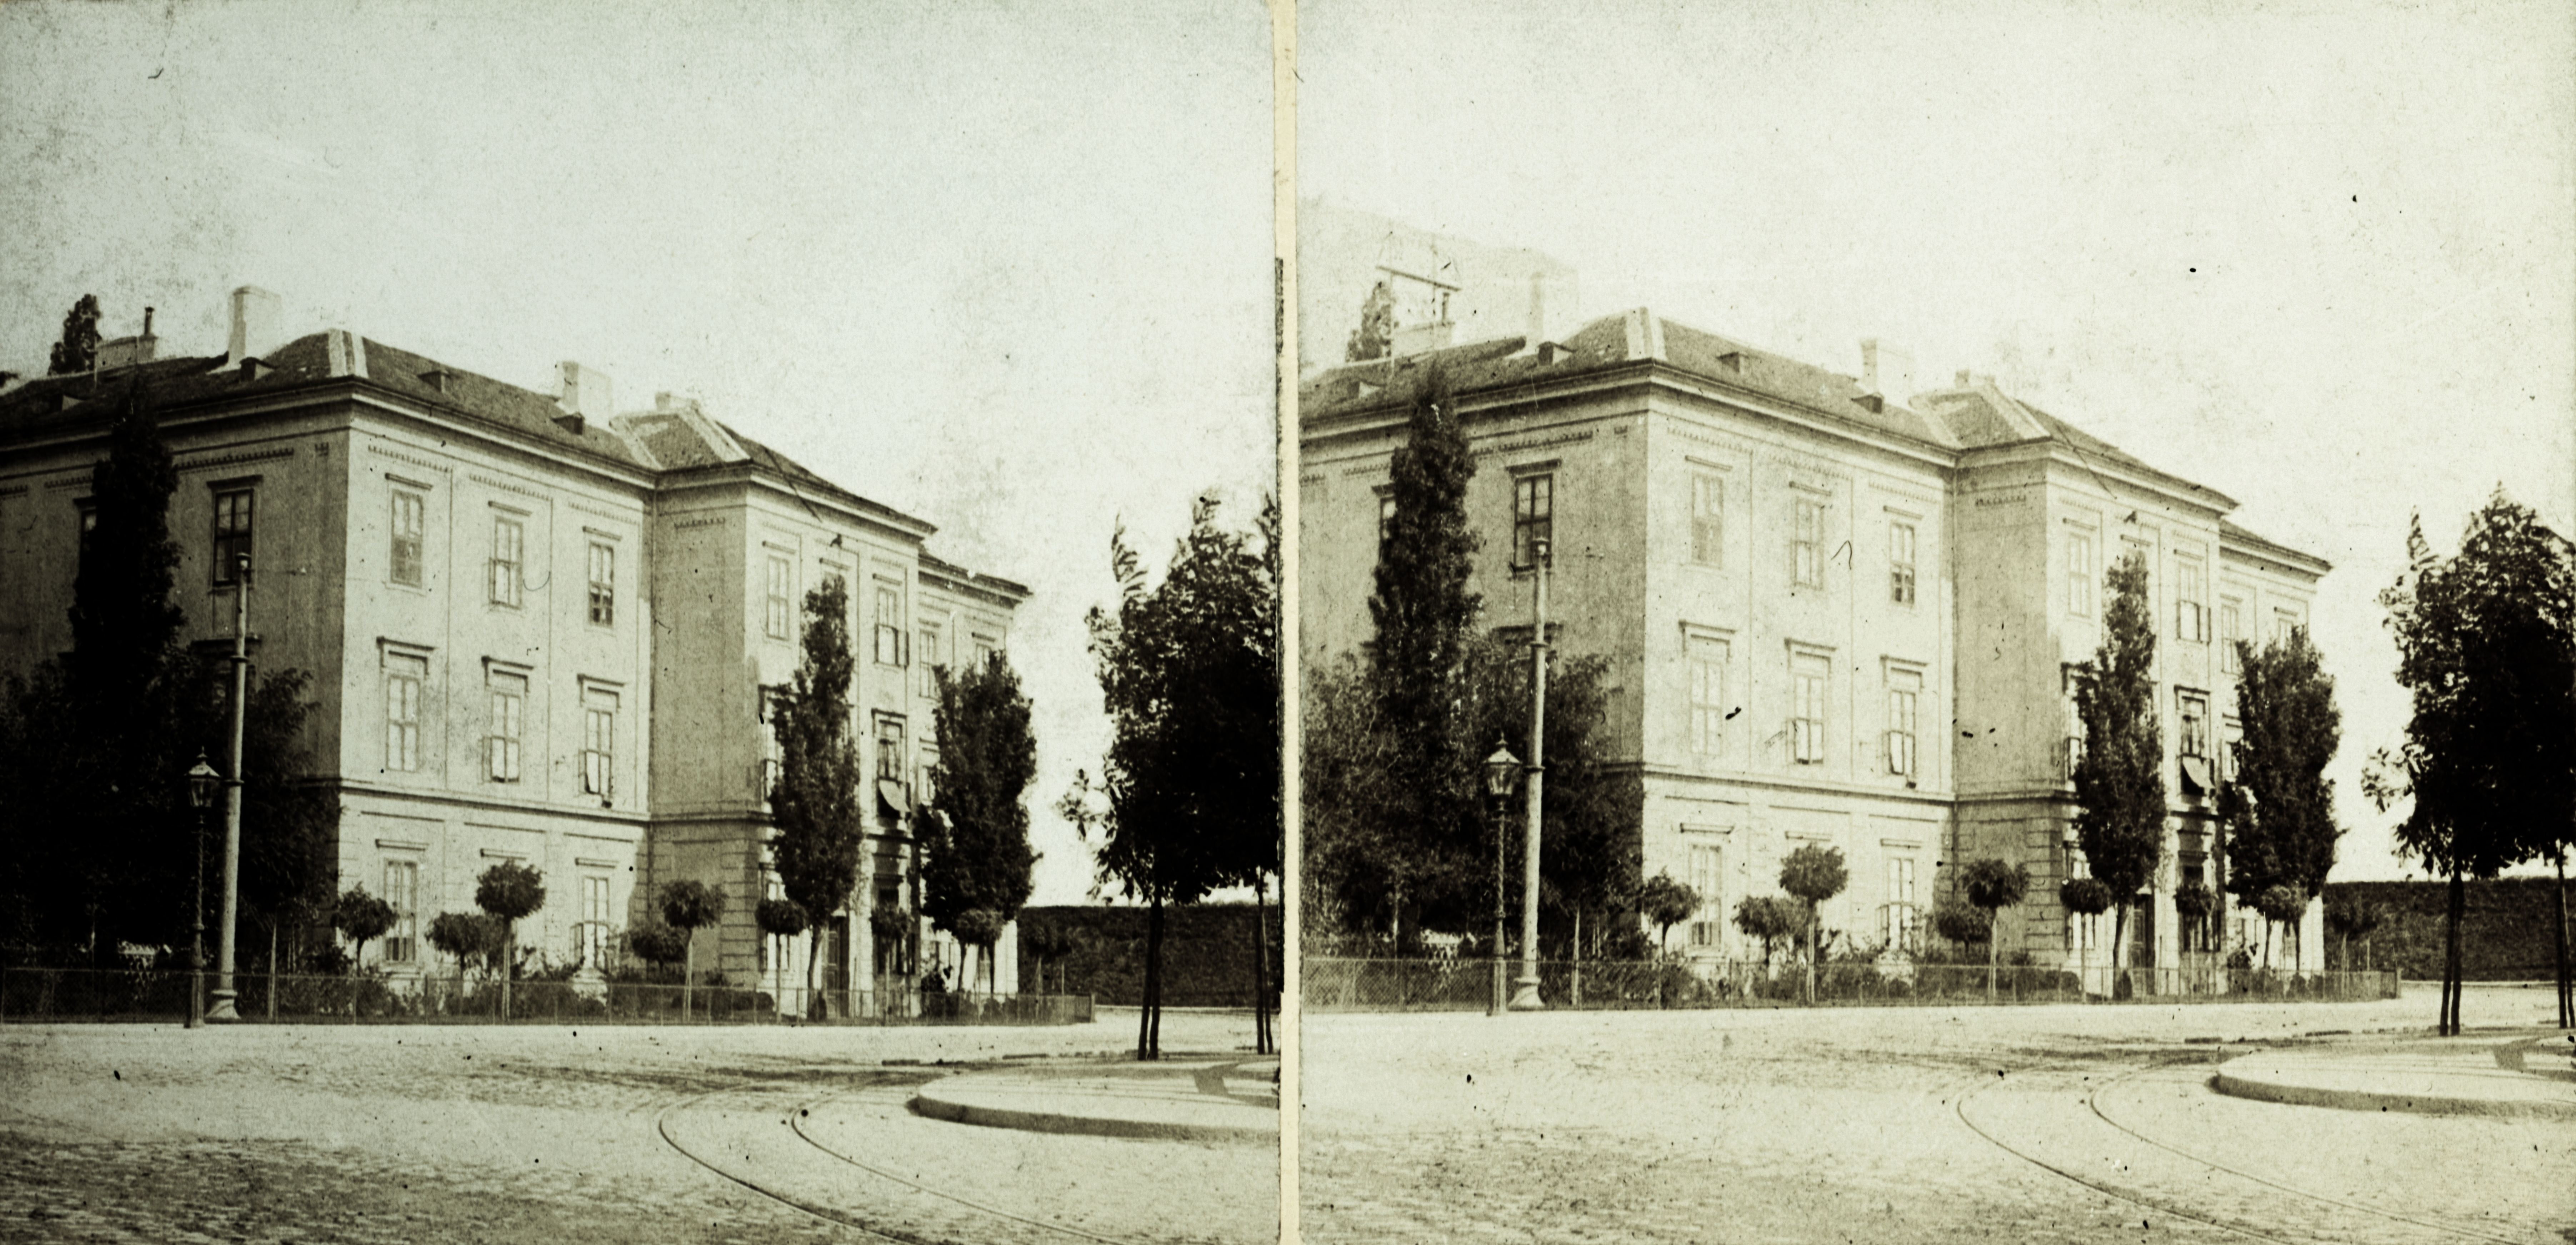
1475,427,1596,458
366,443,452,473
467,472,550,502
177,445,296,473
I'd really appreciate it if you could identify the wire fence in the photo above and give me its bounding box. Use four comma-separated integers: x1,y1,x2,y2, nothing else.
1301,956,2401,1012
0,966,1095,1027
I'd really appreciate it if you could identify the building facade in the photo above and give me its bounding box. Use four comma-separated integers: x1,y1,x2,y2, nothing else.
0,288,1026,1001
1300,307,2329,982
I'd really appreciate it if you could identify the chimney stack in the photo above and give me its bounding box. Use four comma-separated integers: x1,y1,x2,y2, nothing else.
556,362,613,435
1860,338,1915,406
226,287,282,368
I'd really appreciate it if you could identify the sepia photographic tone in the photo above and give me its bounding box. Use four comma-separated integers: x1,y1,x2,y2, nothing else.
1,4,1277,1243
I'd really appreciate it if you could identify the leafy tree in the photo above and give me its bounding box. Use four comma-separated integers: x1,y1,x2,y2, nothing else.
2324,893,2382,971
658,880,726,1020
1022,916,1075,995
755,898,809,1018
625,920,687,968
2368,494,2575,1032
1345,279,1395,363
1733,895,1803,975
1637,872,1699,957
332,886,395,968
1960,858,2030,1001
924,650,1038,1001
426,911,499,1004
2252,884,2305,972
474,861,545,1019
2226,626,2343,971
2072,550,2168,989
2060,877,2114,997
1067,492,1280,1059
1779,844,1848,1004
2174,880,2216,960
1930,897,1989,952
1360,368,1480,945
770,577,867,1019
1459,638,1639,961
48,294,101,375
230,669,341,1001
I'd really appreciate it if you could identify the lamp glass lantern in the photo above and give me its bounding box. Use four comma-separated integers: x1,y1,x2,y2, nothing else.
187,752,220,810
1483,743,1522,800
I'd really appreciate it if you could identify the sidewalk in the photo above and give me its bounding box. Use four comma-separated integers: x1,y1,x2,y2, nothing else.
911,1052,1279,1142
2213,1029,2576,1120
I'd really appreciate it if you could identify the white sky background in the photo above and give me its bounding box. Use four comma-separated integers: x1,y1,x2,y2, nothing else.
1301,0,2575,882
0,0,1276,907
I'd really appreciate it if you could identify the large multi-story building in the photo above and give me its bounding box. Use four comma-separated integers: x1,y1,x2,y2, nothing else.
0,288,1026,1002
1300,305,2330,981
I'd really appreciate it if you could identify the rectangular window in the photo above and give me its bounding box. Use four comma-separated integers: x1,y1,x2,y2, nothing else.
1513,474,1554,569
76,503,98,573
1791,652,1828,764
2221,599,2244,672
1889,521,1917,605
582,687,617,798
2179,690,2209,759
1688,842,1724,946
390,491,424,587
875,715,906,782
874,582,908,666
487,670,525,782
383,859,419,964
917,746,939,807
581,875,610,966
213,488,255,584
1793,499,1824,587
384,653,425,773
2273,608,2300,643
1885,856,1917,950
973,635,999,668
2067,531,2094,616
919,624,945,698
2176,558,2207,642
1688,636,1727,756
1377,494,1397,555
1886,669,1921,777
586,542,615,625
1690,474,1723,567
765,556,793,640
488,515,523,607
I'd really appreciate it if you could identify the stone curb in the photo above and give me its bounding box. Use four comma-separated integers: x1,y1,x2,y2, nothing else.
2211,1034,2576,1122
908,1083,1277,1143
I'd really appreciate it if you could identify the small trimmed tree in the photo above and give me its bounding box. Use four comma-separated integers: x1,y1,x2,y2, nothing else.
659,880,727,1020
425,911,499,1007
625,920,687,970
1931,897,1989,956
1022,917,1075,995
949,908,1004,995
1960,859,2031,1002
475,861,545,1019
1780,844,1849,1004
2253,884,2305,973
1637,872,1700,957
771,577,867,1020
1734,896,1803,977
755,897,809,1020
333,886,396,970
2324,892,2382,972
2060,877,2114,998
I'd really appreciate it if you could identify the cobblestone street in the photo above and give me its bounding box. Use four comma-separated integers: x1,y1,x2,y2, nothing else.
1300,985,2575,1244
0,1012,1275,1244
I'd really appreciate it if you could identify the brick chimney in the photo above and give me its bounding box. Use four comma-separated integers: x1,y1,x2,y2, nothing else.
1861,338,1915,406
556,362,612,435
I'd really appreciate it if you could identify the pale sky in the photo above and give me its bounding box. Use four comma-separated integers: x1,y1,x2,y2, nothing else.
0,0,1276,906
1301,0,2576,881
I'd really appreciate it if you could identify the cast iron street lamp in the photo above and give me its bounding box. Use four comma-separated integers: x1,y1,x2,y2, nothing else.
186,752,219,1029
1483,741,1522,1017
1509,537,1551,1011
206,554,250,1022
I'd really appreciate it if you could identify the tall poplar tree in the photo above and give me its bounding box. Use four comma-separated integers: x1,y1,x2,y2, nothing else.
2368,494,2574,1033
924,650,1038,996
770,576,866,1018
2225,626,2343,969
2072,550,2167,990
1360,367,1480,942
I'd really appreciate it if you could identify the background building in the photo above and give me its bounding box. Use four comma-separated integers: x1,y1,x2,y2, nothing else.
0,288,1026,1002
1300,297,2328,982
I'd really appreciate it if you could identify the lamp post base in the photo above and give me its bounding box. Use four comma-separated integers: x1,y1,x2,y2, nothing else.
205,991,241,1022
1506,976,1545,1011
